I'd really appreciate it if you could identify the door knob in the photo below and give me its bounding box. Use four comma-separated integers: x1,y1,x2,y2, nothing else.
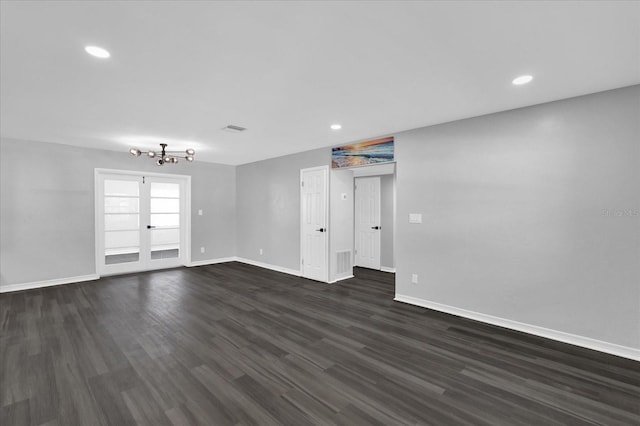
315,228,326,232
371,226,380,230
147,225,156,229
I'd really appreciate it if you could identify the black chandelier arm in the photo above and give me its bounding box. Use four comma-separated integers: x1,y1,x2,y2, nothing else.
163,151,192,156
129,144,195,164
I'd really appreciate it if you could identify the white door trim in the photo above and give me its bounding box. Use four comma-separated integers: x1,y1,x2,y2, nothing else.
300,166,329,282
94,168,191,276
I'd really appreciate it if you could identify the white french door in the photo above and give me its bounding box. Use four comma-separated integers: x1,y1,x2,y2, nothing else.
95,170,190,276
355,176,381,269
300,166,329,282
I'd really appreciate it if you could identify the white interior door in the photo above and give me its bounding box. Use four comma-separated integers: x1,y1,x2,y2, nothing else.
355,176,381,269
301,166,328,282
96,170,189,276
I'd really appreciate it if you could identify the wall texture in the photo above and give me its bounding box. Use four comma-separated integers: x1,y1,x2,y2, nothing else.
0,138,236,287
380,174,395,270
395,85,640,349
2,86,637,354
330,168,354,281
235,148,329,271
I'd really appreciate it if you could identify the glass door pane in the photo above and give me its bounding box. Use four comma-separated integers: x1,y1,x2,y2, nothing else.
104,179,140,265
149,181,180,260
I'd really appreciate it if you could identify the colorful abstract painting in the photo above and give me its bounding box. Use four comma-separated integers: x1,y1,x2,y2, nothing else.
331,137,394,168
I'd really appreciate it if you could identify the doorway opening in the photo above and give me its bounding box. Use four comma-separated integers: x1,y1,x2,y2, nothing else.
354,171,395,273
327,163,396,284
355,176,381,269
95,169,191,276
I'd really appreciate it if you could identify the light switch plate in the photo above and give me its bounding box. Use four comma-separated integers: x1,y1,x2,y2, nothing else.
198,209,203,216
409,213,422,223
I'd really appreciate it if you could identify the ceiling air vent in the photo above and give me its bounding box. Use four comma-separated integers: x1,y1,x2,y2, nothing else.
222,125,247,133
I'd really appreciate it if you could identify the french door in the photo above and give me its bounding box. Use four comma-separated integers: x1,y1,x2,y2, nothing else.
95,170,190,276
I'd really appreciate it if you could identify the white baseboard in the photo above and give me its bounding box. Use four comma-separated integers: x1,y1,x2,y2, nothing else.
0,274,100,294
381,266,396,273
0,257,303,293
235,257,301,277
189,256,303,278
329,274,354,284
188,257,237,267
394,294,640,362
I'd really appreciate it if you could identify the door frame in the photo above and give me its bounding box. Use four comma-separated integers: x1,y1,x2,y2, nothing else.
300,165,329,282
94,168,192,276
350,163,397,274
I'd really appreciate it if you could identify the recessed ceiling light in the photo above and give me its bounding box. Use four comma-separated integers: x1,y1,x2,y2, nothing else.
85,46,110,59
222,125,247,133
330,124,342,130
512,75,533,85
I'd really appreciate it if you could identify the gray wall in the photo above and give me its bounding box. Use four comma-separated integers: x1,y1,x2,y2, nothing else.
395,86,640,348
380,174,395,270
2,86,637,351
0,138,236,287
330,168,354,281
235,148,329,271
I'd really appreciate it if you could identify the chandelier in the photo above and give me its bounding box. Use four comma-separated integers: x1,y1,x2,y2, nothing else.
129,143,195,165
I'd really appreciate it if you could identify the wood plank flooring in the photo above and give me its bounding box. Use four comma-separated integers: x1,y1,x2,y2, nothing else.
1,263,638,425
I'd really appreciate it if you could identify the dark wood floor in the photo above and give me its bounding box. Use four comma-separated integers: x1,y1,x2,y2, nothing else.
1,263,638,426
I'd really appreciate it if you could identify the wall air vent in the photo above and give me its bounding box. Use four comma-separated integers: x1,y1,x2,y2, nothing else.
336,250,351,276
222,125,247,133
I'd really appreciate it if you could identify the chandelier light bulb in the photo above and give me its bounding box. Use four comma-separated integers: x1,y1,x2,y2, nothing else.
186,148,195,156
129,148,141,157
186,155,194,162
147,151,156,158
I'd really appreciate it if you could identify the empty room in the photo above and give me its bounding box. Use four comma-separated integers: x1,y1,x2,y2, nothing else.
1,1,639,425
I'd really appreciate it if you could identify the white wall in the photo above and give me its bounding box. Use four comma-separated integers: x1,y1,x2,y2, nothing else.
380,174,395,270
395,85,640,349
235,148,329,271
2,86,637,356
330,168,354,281
235,148,358,281
0,138,236,287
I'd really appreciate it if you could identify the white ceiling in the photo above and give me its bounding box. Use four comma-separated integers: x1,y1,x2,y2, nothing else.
1,1,638,165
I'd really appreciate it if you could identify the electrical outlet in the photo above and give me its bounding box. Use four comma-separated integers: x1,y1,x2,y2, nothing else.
409,213,422,224
259,248,263,255
198,209,203,216
411,273,418,284
200,247,205,254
